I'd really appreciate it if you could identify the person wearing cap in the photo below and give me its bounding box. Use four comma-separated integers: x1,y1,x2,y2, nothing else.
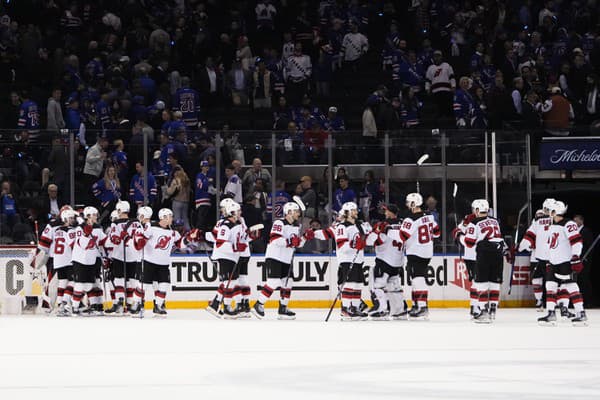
129,161,157,208
194,160,214,231
542,86,574,136
323,106,345,132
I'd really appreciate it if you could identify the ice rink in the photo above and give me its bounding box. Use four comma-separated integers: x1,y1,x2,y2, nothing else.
1,308,599,400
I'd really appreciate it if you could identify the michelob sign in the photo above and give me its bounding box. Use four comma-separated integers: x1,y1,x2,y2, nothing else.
540,137,600,170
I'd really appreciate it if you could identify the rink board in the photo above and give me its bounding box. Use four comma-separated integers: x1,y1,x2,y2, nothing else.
0,247,534,308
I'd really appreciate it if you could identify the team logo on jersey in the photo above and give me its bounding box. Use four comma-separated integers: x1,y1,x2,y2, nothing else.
549,232,560,249
155,235,171,249
85,237,97,250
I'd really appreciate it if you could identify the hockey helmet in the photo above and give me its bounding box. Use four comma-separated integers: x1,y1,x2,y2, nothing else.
115,200,130,214
137,206,153,220
283,202,301,215
224,201,241,217
61,209,76,224
158,208,173,220
110,210,119,222
471,199,489,213
542,198,556,213
83,206,99,219
405,193,423,208
548,200,567,216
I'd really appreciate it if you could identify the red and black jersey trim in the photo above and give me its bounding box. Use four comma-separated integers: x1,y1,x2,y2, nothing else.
569,234,583,245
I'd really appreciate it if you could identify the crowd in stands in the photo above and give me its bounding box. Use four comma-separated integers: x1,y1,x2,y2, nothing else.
1,0,600,244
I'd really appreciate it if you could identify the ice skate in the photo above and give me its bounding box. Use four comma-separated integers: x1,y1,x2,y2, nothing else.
154,303,167,317
571,311,588,327
277,302,296,320
206,298,222,319
104,299,124,316
238,299,252,318
340,306,357,321
56,302,71,317
409,306,429,321
391,309,409,320
538,310,557,326
251,301,265,319
351,305,368,320
535,299,544,312
559,306,575,320
489,304,497,320
223,304,239,319
473,309,491,324
88,304,104,316
369,310,389,321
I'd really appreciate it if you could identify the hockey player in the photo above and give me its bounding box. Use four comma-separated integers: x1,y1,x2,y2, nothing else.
538,201,587,326
105,201,142,315
454,199,504,323
252,202,310,320
71,207,108,316
206,201,247,318
401,193,440,320
236,208,261,318
519,203,553,311
457,211,478,316
365,204,407,320
314,202,370,321
132,208,198,316
53,209,77,316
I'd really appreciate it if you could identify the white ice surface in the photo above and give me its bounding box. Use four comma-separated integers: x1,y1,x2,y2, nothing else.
1,309,600,400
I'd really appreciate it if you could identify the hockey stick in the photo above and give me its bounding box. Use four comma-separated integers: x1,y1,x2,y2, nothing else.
416,154,429,194
292,195,307,211
508,203,529,294
582,233,600,262
451,183,464,264
325,249,361,322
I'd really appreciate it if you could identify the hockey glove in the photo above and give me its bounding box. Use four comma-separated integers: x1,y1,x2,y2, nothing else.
303,228,315,241
571,255,584,273
451,227,463,241
249,229,262,241
186,228,201,242
110,235,122,245
351,236,366,251
373,221,388,234
504,245,516,264
287,235,301,248
462,213,476,227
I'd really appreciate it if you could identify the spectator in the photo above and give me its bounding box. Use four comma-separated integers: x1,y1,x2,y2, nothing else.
314,41,335,98
401,89,422,128
301,218,328,254
584,74,600,123
0,181,19,229
487,72,517,128
542,86,574,136
266,179,291,220
226,59,252,107
236,36,253,71
242,158,272,194
41,184,65,220
453,77,476,128
167,168,191,230
92,164,121,211
425,195,440,224
47,136,68,198
425,50,456,120
111,140,128,186
83,136,108,190
253,59,273,109
299,175,317,220
362,102,377,137
360,170,383,222
323,106,345,132
194,160,214,231
172,76,201,129
521,90,542,129
340,20,369,95
196,57,222,109
46,88,65,132
244,177,268,226
333,175,356,213
224,163,242,203
512,77,525,115
129,161,157,208
285,42,312,105
17,90,40,142
280,121,305,164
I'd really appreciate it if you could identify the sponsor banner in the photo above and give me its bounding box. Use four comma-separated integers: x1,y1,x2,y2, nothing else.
168,254,533,303
539,139,600,170
0,249,534,307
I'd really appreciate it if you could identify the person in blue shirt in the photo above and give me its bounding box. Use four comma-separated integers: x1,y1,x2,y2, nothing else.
453,77,476,128
194,160,214,230
92,165,121,209
322,106,345,132
172,77,200,128
96,90,113,131
65,96,81,131
111,139,129,186
129,161,157,207
169,111,187,140
160,110,173,138
138,67,157,102
17,91,40,140
333,175,356,213
266,179,291,219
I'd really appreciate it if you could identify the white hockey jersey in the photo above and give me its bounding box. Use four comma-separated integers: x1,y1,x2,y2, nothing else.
547,219,582,265
52,226,76,269
136,223,184,266
459,216,504,250
238,216,251,258
265,218,303,264
400,212,440,259
425,62,456,93
108,218,143,262
458,217,476,261
366,220,404,267
519,216,552,261
38,221,62,256
341,32,369,62
285,54,312,81
72,224,107,266
315,221,365,264
211,219,245,263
